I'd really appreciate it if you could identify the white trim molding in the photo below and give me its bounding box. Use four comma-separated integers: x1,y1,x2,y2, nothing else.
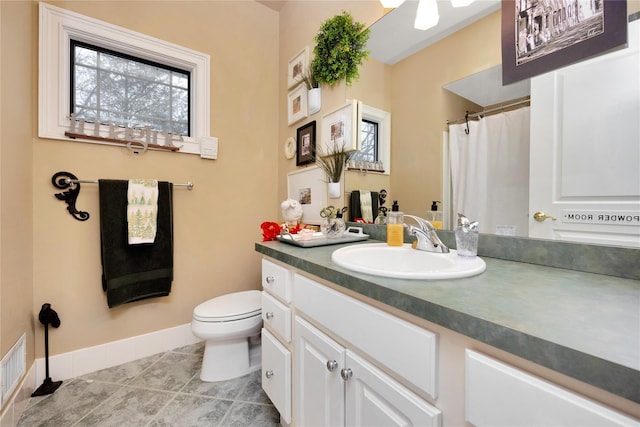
39,3,211,154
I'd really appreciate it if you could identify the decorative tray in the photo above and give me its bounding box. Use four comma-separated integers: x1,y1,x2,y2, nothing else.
277,226,369,248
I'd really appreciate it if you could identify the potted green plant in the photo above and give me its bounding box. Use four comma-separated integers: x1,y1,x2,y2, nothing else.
311,11,370,87
316,142,353,198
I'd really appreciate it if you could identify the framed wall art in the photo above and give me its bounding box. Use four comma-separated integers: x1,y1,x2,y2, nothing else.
296,121,316,166
319,99,362,156
501,0,627,84
288,46,309,89
287,84,308,126
287,166,326,225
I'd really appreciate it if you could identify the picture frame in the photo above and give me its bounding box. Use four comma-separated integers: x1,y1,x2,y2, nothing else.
287,166,326,225
296,121,316,166
501,0,627,85
319,99,362,156
288,46,309,89
287,84,308,126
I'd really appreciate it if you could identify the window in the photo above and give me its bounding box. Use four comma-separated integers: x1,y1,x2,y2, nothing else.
71,41,191,136
348,105,391,174
39,3,210,154
353,119,379,163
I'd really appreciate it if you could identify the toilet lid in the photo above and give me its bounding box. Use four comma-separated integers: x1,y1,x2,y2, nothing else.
193,290,261,322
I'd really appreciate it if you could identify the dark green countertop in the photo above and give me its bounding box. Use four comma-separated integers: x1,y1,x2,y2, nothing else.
255,239,640,403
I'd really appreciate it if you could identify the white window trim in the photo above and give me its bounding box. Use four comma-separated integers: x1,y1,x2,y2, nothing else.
361,104,391,175
39,3,210,155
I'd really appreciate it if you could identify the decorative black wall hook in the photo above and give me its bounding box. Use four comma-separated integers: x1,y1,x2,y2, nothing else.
52,171,90,221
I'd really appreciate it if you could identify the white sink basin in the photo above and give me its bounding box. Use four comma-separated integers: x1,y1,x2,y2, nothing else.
331,243,486,280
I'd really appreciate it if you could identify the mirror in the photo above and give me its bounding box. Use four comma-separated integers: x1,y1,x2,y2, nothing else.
345,1,639,246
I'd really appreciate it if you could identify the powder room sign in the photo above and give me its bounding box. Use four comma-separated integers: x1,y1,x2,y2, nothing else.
562,210,640,226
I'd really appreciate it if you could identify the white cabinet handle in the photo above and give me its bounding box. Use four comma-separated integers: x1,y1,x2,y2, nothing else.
326,360,338,372
265,276,275,285
265,312,274,320
265,370,274,379
340,368,353,381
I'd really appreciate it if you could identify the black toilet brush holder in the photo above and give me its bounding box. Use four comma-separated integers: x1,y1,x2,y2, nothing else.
31,303,62,397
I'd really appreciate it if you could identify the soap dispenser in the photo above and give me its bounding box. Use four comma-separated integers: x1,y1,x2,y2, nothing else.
387,201,404,246
427,201,443,230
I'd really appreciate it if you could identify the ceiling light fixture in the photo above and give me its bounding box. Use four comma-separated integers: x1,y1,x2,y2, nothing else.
414,0,439,31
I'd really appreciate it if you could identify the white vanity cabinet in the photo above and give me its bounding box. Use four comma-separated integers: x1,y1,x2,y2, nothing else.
260,259,293,424
294,273,442,427
466,350,640,427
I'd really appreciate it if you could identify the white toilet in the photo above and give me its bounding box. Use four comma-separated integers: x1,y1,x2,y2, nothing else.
191,290,262,382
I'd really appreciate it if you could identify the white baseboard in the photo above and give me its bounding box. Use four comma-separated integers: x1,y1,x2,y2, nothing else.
1,323,201,426
35,323,201,385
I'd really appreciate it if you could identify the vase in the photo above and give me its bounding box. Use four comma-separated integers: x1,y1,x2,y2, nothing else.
308,87,322,115
328,181,341,199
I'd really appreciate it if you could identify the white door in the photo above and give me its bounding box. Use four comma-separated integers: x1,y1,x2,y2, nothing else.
294,316,345,427
344,351,442,427
528,20,640,247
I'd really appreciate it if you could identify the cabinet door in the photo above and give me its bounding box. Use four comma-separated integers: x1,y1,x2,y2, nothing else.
261,328,291,424
466,350,639,427
345,351,442,427
295,316,346,427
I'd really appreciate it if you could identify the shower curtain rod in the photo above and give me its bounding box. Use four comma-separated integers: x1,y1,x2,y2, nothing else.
65,178,194,190
446,97,530,125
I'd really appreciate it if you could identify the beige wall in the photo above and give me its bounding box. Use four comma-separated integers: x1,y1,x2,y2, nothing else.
277,2,386,212
20,1,278,360
0,0,36,365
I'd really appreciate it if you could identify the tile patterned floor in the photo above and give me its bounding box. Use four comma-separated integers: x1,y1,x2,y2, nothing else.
17,343,280,427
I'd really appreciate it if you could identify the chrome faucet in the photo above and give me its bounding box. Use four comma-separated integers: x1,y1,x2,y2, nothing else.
405,215,450,253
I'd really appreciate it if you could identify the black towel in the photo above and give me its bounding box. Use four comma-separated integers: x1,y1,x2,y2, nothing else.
99,180,173,308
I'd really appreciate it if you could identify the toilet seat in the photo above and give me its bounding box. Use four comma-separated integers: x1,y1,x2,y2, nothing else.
193,290,261,322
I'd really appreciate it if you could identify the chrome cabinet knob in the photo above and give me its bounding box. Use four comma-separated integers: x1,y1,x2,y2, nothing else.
326,360,338,372
265,370,274,379
265,312,274,320
340,368,353,381
265,276,275,285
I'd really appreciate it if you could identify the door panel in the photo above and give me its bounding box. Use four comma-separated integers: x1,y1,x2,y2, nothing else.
295,316,345,427
529,20,640,247
345,351,441,427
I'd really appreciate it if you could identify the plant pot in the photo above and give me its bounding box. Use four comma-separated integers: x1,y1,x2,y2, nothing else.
308,87,322,115
328,181,341,199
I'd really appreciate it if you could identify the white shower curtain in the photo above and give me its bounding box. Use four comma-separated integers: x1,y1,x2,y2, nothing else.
448,107,530,236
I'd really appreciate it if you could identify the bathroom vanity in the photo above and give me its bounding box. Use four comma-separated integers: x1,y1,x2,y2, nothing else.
256,238,639,426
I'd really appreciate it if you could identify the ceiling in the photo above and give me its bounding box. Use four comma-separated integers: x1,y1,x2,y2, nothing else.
367,0,501,65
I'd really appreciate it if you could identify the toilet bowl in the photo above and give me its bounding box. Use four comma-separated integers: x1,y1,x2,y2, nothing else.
191,290,262,382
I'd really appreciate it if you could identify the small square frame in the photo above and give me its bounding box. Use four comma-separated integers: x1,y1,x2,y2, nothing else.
288,46,309,89
319,99,362,155
296,120,316,166
288,84,308,126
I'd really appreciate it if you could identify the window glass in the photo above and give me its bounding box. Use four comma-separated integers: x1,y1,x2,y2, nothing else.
71,41,190,136
352,119,379,163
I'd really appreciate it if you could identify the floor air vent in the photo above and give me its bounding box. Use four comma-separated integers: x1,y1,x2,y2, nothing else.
1,333,26,406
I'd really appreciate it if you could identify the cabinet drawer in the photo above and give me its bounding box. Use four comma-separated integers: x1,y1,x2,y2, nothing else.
466,350,639,426
262,291,291,343
262,259,292,303
295,274,438,399
261,328,291,424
